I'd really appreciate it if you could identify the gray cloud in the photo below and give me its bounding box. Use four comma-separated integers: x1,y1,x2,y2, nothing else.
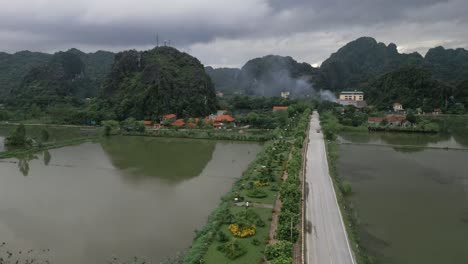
0,0,467,67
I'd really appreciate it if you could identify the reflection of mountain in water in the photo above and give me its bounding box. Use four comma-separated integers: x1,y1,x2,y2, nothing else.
100,136,216,182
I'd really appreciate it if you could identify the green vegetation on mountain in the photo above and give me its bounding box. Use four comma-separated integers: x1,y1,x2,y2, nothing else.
364,66,448,111
67,48,115,96
205,66,241,94
100,46,217,120
1,49,114,104
0,51,51,97
8,51,93,108
318,37,424,91
424,46,468,84
313,37,468,113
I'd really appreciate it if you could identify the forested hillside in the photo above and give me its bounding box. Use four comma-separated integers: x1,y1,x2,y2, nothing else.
100,46,217,120
205,37,468,113
2,49,114,106
424,46,468,84
204,66,240,94
317,37,424,91
0,51,51,97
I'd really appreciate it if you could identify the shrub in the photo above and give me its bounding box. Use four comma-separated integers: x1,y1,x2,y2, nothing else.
221,239,247,260
271,256,294,264
252,238,261,246
340,181,353,196
101,120,120,136
216,231,229,242
265,241,293,260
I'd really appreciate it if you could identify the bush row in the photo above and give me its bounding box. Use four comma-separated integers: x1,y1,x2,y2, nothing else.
266,109,311,264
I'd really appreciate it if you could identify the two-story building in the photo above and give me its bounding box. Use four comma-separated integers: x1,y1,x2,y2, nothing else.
338,91,367,108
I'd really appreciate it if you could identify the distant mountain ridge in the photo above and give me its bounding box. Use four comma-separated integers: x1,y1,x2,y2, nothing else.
317,37,424,91
0,51,51,97
1,49,114,105
205,37,468,111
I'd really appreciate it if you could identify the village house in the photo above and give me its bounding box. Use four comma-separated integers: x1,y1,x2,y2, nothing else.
208,110,228,121
433,108,442,115
368,115,410,127
143,120,152,127
367,116,384,125
386,115,406,126
393,103,404,113
162,114,177,122
172,119,185,127
273,106,288,112
216,91,224,98
213,114,235,128
280,91,290,99
338,90,367,108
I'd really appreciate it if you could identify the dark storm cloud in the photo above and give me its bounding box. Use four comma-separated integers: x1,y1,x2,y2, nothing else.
0,0,466,66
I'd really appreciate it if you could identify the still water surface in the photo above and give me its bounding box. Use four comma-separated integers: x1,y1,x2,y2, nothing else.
0,136,261,263
338,128,468,263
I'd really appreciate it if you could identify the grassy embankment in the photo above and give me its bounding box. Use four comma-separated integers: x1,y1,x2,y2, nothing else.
123,128,276,142
0,124,99,159
320,111,375,264
183,109,311,264
0,137,97,159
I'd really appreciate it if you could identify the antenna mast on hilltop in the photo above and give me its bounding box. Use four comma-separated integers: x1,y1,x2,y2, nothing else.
156,33,159,47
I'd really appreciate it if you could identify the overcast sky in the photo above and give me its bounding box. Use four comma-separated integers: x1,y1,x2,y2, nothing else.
0,0,467,68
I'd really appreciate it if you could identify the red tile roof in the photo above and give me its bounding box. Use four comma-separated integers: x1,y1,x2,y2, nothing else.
386,115,406,122
368,115,406,123
214,115,235,122
172,119,185,127
273,106,288,111
368,117,384,122
163,114,177,120
143,120,152,126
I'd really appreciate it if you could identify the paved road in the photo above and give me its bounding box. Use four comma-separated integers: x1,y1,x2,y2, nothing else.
305,111,355,264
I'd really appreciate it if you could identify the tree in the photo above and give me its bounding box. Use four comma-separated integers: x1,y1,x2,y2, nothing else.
406,111,417,124
40,128,50,142
6,124,31,147
102,120,119,136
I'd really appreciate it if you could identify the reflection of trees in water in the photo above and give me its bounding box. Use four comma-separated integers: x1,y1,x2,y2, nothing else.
437,117,468,147
380,133,449,147
43,150,51,165
14,150,52,176
15,153,38,176
100,136,216,183
18,158,30,176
